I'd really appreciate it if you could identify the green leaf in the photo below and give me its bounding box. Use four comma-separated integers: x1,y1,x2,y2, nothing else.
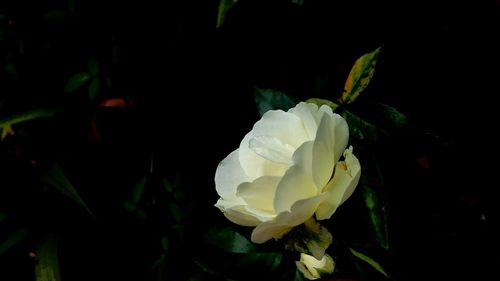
305,98,340,111
206,227,256,253
41,164,92,215
64,72,91,93
43,10,66,21
161,237,169,251
88,57,99,76
350,248,390,278
341,47,381,104
360,166,389,250
88,77,100,100
169,202,183,222
254,87,296,116
0,108,61,134
342,109,380,142
377,103,408,128
35,236,61,281
217,0,238,28
0,227,29,256
125,175,148,212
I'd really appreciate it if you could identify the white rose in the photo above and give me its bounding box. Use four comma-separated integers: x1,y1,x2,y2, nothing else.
215,102,361,243
296,253,335,280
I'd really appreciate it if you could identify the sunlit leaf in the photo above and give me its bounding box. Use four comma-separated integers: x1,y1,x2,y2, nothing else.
41,164,92,215
341,47,381,104
64,72,91,93
305,98,340,111
88,77,100,100
350,248,389,278
217,0,238,28
35,236,61,281
0,227,29,256
254,87,296,116
0,108,62,141
88,57,99,76
206,227,256,253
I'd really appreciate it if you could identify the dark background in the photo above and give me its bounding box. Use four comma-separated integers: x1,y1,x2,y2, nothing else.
1,0,499,280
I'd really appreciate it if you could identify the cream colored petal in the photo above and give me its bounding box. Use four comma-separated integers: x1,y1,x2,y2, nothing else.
292,140,314,177
312,114,336,191
239,109,309,179
237,176,281,212
249,136,295,165
251,194,327,243
288,102,321,140
274,165,318,213
215,149,250,200
315,147,361,220
215,200,274,227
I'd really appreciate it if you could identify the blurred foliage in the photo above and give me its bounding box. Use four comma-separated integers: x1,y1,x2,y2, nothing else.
1,0,499,281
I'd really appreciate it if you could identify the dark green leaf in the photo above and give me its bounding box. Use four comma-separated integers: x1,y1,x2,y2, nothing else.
88,77,100,100
217,0,238,28
162,178,174,193
41,164,92,215
87,57,99,76
342,109,380,142
378,103,408,128
0,227,29,256
169,202,183,222
305,98,340,111
341,47,381,104
350,248,390,278
35,237,61,281
254,87,296,116
161,237,169,251
206,227,256,253
124,175,148,212
64,72,91,93
43,10,66,21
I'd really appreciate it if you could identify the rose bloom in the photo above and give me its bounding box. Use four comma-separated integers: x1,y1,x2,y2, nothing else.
215,102,360,243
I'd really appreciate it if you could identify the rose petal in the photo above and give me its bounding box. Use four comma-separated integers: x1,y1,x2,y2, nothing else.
288,102,321,140
292,140,314,177
249,136,295,165
237,176,281,212
215,200,274,226
274,165,318,213
215,149,250,200
239,110,309,179
315,147,361,220
251,194,327,243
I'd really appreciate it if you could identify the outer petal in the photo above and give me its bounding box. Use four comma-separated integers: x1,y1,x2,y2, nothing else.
312,113,349,191
315,147,361,220
215,200,275,226
251,193,327,243
237,176,281,212
215,149,250,200
274,165,318,213
292,140,314,177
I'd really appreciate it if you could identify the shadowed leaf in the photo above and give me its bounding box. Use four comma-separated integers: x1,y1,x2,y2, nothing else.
206,227,256,253
88,77,100,100
217,0,238,28
254,87,296,116
350,248,390,278
41,164,92,215
88,57,99,76
64,72,91,93
0,108,62,141
0,227,29,256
